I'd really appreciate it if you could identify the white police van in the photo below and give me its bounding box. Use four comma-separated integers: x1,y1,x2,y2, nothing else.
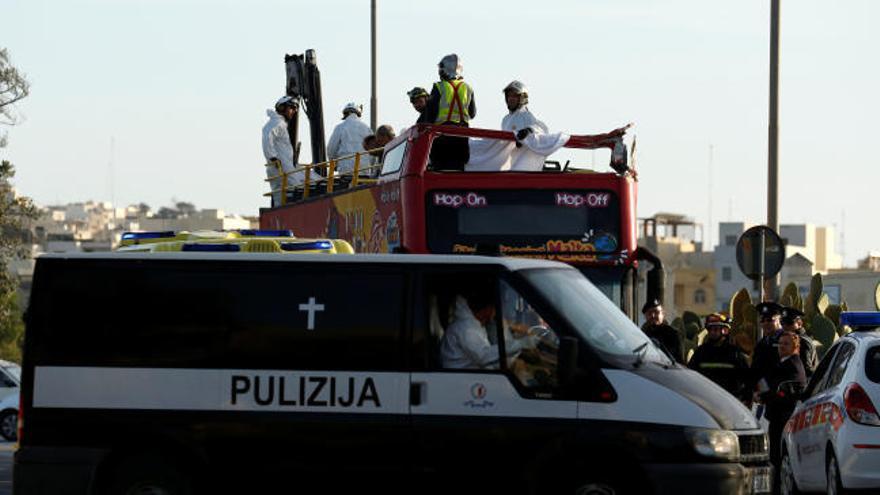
15,253,769,494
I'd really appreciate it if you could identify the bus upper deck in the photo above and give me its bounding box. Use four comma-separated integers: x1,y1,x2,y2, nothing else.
259,123,658,319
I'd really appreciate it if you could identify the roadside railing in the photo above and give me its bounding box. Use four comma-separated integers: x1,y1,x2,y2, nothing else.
264,148,384,206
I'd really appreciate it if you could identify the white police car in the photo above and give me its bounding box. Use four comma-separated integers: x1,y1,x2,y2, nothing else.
780,312,880,494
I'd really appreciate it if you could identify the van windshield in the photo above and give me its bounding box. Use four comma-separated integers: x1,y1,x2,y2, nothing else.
522,268,672,368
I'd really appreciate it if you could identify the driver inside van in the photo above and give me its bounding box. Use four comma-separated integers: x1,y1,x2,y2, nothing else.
440,292,533,369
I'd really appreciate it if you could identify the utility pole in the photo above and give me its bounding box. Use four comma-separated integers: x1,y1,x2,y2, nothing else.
767,0,781,299
370,0,378,132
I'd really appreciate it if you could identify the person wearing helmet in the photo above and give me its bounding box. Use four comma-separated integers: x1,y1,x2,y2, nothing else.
261,96,303,205
501,80,548,143
327,102,373,175
423,54,476,171
407,87,430,123
688,313,751,402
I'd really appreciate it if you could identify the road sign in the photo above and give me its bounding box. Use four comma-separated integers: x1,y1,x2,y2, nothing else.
736,226,785,282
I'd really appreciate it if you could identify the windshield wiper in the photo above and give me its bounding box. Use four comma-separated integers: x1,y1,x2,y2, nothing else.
632,341,649,368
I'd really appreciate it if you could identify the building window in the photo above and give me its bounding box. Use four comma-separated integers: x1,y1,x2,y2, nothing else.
694,289,706,304
725,235,737,246
674,284,685,306
722,267,732,281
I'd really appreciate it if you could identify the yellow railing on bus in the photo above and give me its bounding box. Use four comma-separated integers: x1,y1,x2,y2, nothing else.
264,148,384,206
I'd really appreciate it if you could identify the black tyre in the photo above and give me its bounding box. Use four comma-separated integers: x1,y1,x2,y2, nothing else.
106,453,193,495
780,448,801,495
0,409,17,442
573,481,621,495
826,451,847,495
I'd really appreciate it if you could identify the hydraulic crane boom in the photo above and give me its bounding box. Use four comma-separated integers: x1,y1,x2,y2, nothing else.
285,49,327,166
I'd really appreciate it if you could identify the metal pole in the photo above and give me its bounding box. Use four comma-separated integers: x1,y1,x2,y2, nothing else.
758,231,766,303
370,0,378,132
767,0,781,298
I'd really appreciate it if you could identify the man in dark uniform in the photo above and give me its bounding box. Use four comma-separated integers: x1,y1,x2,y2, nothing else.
761,331,807,474
781,306,818,377
640,299,684,364
688,313,750,402
751,302,784,391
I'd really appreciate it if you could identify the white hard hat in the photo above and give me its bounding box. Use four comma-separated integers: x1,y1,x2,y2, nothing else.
342,102,363,116
275,95,297,108
503,80,528,95
503,80,529,108
438,54,462,80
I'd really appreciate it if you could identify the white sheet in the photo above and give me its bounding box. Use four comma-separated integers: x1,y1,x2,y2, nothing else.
464,132,570,172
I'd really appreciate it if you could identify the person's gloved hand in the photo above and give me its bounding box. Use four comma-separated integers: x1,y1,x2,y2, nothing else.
516,128,533,141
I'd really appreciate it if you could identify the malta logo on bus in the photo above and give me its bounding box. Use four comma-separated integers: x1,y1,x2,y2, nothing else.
556,192,610,208
464,382,494,409
433,192,488,208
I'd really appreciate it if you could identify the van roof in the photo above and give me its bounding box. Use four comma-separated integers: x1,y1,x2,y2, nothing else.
37,252,574,272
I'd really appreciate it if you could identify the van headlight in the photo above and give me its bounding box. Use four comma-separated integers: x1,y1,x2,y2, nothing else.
687,429,740,461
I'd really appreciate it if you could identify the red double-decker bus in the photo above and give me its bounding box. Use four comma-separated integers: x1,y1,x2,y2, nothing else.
260,124,660,319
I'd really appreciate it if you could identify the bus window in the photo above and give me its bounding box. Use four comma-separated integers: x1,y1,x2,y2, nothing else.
380,141,407,176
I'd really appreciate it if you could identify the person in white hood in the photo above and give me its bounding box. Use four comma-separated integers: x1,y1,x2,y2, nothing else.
261,96,303,205
327,102,372,175
440,293,533,369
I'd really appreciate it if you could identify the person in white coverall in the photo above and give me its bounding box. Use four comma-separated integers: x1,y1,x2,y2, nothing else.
261,96,302,205
327,102,372,175
440,294,532,369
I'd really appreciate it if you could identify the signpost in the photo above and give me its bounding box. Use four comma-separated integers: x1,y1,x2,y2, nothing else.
736,226,785,302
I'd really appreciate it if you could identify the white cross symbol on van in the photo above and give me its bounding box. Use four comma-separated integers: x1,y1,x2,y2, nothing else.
298,297,325,330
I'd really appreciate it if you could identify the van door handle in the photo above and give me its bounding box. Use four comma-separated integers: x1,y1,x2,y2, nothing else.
410,382,425,406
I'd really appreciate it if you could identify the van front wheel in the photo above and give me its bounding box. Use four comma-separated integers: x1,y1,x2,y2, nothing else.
574,482,619,495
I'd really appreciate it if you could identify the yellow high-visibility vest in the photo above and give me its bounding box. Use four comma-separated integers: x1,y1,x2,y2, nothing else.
434,80,471,124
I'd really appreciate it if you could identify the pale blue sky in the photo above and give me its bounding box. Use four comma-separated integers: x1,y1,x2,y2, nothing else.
2,0,878,265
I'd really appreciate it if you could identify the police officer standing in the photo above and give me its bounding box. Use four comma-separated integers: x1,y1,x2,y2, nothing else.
640,299,684,364
751,302,784,388
688,313,750,402
781,306,818,377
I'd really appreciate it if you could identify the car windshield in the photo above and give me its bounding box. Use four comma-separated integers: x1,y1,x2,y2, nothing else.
522,268,672,367
3,365,20,383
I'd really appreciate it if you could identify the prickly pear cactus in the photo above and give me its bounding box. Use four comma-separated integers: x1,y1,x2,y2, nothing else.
729,288,752,322
875,282,880,311
811,314,838,359
824,304,844,335
683,311,701,335
781,282,800,309
805,273,824,323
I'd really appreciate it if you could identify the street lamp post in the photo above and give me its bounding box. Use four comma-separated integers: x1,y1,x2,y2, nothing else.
370,0,378,132
767,0,780,300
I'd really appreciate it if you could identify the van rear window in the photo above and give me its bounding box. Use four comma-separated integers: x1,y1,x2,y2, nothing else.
867,346,880,383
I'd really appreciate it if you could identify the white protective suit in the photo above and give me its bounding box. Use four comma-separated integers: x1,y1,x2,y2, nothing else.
327,113,372,175
440,296,531,369
501,106,549,135
261,109,302,204
463,106,566,172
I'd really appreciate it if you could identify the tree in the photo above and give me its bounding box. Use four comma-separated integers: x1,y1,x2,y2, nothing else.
0,48,36,362
0,48,30,148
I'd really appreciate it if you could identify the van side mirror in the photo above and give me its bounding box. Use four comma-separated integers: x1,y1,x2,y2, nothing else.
558,336,579,387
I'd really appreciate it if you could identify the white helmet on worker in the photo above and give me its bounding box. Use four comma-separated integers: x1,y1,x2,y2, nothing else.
438,54,463,80
503,80,529,110
342,102,363,118
275,95,298,111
